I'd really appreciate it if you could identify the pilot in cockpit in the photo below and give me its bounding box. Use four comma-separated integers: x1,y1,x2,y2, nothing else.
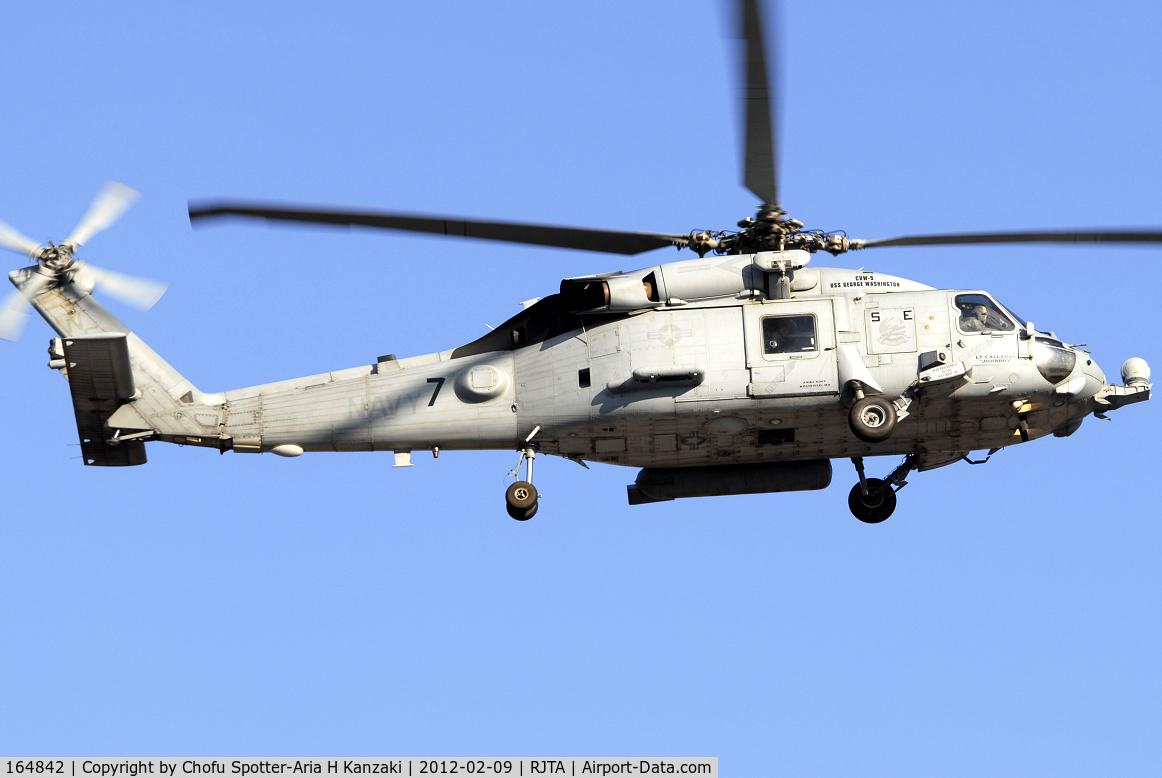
955,294,1021,334
959,303,990,332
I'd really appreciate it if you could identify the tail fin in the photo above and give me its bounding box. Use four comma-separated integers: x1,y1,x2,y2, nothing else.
55,333,149,466
20,269,202,466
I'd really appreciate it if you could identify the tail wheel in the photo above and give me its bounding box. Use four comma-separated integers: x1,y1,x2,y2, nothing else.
849,396,897,443
506,480,538,509
505,481,538,520
848,478,897,523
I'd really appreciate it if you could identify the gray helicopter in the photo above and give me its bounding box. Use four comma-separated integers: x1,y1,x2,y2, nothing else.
1,0,1153,522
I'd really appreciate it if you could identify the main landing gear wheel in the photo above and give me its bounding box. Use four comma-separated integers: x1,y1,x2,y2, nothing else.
848,455,916,523
848,478,896,523
506,480,538,521
849,396,897,443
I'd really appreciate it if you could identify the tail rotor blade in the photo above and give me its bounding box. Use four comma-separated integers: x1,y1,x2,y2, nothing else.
84,264,167,310
65,181,140,248
0,219,41,257
0,272,52,342
0,290,30,341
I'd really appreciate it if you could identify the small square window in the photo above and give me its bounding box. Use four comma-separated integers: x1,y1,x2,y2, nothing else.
761,315,817,355
578,368,591,388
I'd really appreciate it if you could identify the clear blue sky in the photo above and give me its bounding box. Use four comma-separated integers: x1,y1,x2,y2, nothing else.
2,1,1159,773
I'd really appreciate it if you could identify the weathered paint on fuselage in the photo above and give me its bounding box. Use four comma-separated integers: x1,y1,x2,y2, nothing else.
26,264,1109,470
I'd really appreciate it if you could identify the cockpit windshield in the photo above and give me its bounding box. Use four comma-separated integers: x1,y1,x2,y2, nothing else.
996,300,1030,331
954,293,1015,333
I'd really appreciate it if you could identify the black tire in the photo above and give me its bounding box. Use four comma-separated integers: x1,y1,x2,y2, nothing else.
848,478,896,523
507,501,538,521
849,396,897,443
506,480,538,510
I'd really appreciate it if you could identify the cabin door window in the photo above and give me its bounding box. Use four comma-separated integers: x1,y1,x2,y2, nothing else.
743,300,838,398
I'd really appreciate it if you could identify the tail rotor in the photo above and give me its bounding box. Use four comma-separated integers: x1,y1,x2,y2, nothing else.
0,218,43,258
0,181,167,342
64,181,140,250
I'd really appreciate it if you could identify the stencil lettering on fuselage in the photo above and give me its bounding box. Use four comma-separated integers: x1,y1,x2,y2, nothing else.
349,384,435,420
866,308,916,355
956,336,1018,366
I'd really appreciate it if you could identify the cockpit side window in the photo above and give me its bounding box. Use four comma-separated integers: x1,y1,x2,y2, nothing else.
955,294,1015,333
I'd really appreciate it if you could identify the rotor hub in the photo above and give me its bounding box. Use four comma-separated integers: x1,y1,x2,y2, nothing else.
712,205,828,255
36,242,77,274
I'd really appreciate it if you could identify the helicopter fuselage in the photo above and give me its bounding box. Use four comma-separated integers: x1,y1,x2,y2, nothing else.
211,268,1103,470
24,260,1134,481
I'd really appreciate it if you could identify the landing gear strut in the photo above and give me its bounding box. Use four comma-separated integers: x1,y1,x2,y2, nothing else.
847,455,917,523
506,445,539,520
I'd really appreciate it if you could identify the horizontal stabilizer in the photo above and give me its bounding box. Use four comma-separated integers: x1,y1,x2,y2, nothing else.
62,333,147,467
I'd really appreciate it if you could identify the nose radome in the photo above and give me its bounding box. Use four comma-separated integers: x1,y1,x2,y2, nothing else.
1122,357,1150,386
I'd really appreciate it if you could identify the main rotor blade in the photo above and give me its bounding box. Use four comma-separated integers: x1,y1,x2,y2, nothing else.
0,219,41,257
65,181,140,248
741,0,779,209
851,229,1162,250
83,265,168,310
188,203,691,255
0,272,51,342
